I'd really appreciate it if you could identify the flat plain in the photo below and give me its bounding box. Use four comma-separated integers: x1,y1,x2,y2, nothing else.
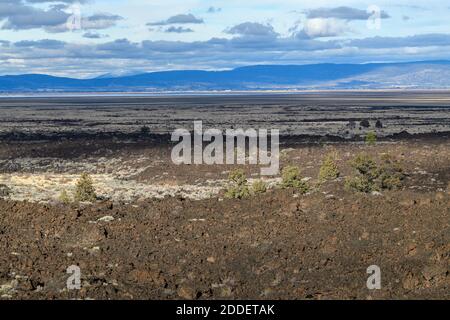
1,91,449,137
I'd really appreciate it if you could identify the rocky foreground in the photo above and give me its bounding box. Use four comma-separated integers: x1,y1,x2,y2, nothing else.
0,137,448,300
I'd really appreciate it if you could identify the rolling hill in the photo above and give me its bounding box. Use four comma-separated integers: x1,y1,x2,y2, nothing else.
1,60,449,92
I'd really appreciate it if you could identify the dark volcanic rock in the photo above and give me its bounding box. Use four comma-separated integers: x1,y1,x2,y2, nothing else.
360,119,371,128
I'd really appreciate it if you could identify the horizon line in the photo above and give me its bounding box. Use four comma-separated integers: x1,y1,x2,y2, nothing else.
1,59,449,80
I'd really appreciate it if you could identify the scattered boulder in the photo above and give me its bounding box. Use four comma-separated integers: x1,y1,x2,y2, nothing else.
392,130,411,139
360,120,370,128
0,280,18,297
177,285,196,300
98,215,115,222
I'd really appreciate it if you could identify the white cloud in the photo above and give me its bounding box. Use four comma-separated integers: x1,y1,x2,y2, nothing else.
0,0,449,76
225,22,278,37
306,6,390,20
296,18,351,39
0,1,122,32
147,13,203,26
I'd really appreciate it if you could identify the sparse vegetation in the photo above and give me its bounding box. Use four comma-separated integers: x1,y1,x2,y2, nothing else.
345,175,374,193
378,154,405,190
252,180,268,194
318,154,340,181
74,173,97,202
350,153,378,176
365,131,377,145
225,169,250,199
345,153,405,193
345,153,379,193
58,189,72,204
281,166,309,194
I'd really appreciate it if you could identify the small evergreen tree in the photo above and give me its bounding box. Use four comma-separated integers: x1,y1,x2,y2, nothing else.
225,169,250,199
252,180,268,194
281,166,309,194
318,154,340,181
74,173,97,202
365,131,377,145
59,189,72,204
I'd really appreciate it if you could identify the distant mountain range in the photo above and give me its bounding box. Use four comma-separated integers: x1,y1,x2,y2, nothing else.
1,61,450,92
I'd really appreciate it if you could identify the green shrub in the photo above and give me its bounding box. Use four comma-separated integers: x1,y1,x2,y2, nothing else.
346,153,405,193
350,153,379,178
58,189,72,204
379,172,403,190
365,131,377,145
225,169,250,199
228,169,246,185
318,154,340,181
378,155,405,190
345,175,374,193
281,166,309,194
252,180,268,194
74,173,97,202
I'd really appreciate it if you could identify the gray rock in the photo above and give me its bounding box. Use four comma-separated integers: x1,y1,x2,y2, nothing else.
0,184,12,197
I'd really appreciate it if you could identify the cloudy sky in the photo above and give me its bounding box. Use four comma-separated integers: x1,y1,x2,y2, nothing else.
0,0,449,77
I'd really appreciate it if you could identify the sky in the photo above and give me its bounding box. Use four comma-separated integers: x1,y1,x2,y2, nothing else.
0,0,449,78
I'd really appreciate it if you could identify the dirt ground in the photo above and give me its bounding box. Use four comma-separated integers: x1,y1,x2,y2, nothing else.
0,135,448,300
